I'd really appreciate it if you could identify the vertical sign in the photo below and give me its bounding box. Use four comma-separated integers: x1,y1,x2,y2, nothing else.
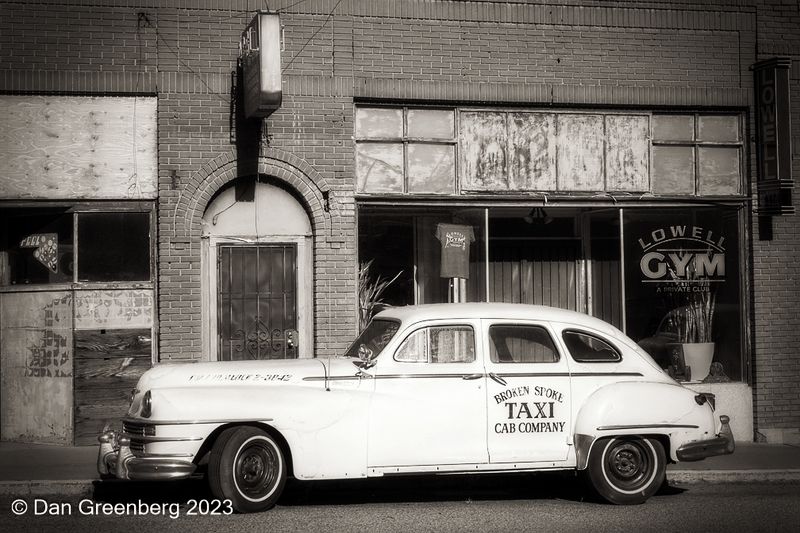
240,12,282,119
753,58,794,215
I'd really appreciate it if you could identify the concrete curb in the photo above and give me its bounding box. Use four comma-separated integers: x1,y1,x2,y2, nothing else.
1,471,799,497
668,469,800,483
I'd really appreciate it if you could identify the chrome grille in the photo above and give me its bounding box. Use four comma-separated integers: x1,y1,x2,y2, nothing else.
123,420,155,437
129,440,146,454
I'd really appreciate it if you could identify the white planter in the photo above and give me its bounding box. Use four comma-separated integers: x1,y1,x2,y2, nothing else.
682,342,715,382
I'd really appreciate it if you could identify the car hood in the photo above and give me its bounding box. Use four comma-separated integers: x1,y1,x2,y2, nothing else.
136,357,358,392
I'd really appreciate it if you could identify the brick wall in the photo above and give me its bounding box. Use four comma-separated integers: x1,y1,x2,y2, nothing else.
1,0,799,438
751,0,800,443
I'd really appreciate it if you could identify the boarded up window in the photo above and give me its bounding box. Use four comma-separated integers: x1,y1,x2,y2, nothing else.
0,96,157,200
557,114,604,191
606,115,650,192
508,113,556,190
460,112,508,191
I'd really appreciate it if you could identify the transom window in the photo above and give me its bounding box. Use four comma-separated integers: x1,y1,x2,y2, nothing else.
651,114,742,195
355,107,456,195
562,330,621,363
394,325,475,363
489,325,559,363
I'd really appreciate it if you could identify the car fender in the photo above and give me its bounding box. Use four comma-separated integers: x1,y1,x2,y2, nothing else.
573,380,716,468
143,381,372,480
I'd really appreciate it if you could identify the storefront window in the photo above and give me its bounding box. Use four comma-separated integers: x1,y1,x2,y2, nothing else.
623,207,743,381
0,208,73,285
77,212,151,282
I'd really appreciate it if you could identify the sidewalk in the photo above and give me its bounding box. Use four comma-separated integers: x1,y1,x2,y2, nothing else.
0,441,798,495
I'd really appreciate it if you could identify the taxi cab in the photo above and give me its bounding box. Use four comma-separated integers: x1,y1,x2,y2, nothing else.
98,303,734,512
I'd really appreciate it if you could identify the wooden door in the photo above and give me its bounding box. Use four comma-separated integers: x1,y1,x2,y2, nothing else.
218,244,298,360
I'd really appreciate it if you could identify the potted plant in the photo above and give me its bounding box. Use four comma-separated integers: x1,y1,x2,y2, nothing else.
669,258,717,381
358,260,402,331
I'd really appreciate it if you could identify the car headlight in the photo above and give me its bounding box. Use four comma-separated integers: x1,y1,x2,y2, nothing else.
141,390,152,418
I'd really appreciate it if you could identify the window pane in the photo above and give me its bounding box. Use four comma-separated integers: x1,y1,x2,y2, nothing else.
408,143,455,194
394,329,428,362
430,326,475,363
563,331,620,362
356,143,404,193
652,145,695,194
652,115,694,142
78,212,150,282
698,147,741,195
1,208,73,285
622,207,743,381
407,109,454,139
355,107,403,139
698,115,740,143
489,325,558,363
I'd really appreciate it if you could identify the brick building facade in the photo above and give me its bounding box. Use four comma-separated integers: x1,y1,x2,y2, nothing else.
0,0,798,445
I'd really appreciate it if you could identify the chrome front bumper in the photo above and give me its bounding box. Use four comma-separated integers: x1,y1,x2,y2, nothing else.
676,415,736,462
97,430,196,481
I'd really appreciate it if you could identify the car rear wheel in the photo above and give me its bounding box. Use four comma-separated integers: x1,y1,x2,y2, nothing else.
587,436,665,505
208,426,287,513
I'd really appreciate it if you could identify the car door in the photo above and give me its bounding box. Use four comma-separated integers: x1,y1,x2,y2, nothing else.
482,320,572,463
367,319,489,468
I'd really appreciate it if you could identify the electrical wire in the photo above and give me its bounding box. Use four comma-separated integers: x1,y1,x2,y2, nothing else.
281,0,343,73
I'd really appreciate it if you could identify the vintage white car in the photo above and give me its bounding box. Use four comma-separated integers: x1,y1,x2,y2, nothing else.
98,303,734,512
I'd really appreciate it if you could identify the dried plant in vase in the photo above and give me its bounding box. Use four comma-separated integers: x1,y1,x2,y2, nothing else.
358,260,402,331
667,253,717,381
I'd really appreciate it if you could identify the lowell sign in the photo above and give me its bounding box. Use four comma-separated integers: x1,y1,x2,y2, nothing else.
753,57,794,215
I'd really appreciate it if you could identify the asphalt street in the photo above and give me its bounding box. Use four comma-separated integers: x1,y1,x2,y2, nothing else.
1,474,798,532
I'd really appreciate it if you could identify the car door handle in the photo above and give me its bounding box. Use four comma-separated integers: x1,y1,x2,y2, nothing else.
462,373,484,380
488,373,508,386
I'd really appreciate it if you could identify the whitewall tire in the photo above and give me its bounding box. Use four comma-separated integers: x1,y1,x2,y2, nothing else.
208,426,287,513
587,436,665,505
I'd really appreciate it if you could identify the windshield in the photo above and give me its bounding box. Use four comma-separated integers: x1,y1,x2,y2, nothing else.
344,319,400,360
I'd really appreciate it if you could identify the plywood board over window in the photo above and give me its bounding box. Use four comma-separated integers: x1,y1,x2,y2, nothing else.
605,115,650,192
0,96,157,199
557,114,605,191
0,291,73,444
508,113,556,190
460,112,508,191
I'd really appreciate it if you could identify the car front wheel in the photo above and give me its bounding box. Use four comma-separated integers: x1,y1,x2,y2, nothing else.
586,436,665,505
208,426,287,513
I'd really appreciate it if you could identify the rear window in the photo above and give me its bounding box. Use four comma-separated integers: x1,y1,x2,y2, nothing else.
562,330,621,362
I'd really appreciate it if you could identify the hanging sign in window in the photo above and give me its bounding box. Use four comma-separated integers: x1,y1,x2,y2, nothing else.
20,233,59,273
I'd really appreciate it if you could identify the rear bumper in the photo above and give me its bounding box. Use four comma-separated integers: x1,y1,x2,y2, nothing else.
98,430,196,481
676,415,736,462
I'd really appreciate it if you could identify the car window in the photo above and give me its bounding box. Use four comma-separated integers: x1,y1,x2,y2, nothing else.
394,325,475,363
562,330,621,362
489,325,559,363
344,319,400,359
